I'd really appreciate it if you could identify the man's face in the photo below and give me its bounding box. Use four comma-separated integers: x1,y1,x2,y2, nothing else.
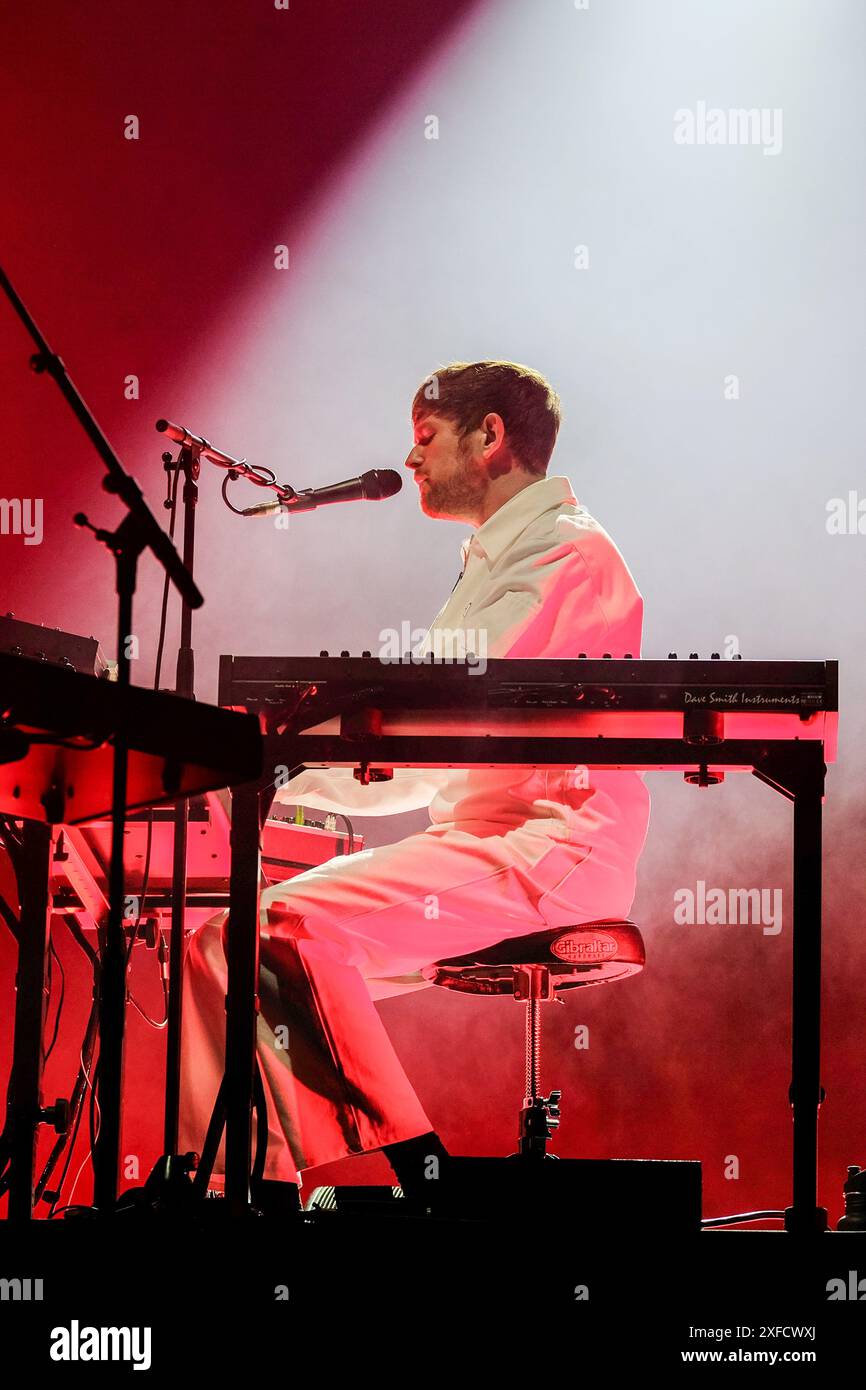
404,411,487,522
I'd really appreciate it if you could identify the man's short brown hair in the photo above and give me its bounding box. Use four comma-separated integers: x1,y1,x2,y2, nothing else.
412,360,561,477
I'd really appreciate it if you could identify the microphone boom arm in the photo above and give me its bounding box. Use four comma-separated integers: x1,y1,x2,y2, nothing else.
155,418,298,506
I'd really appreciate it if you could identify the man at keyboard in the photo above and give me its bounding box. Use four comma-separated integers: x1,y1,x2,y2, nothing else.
179,360,651,1203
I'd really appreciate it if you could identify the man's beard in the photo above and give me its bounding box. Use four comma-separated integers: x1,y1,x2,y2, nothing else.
421,440,485,518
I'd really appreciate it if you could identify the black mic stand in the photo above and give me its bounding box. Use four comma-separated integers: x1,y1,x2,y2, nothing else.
160,441,199,1183
0,264,202,1215
146,419,306,1217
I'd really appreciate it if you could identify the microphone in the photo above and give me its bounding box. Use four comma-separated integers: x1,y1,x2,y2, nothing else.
241,469,403,517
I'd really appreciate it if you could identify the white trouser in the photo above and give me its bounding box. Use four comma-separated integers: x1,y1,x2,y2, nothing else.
178,821,639,1185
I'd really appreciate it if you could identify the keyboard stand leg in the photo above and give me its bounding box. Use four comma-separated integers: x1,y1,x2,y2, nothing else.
755,743,827,1235
6,819,51,1221
224,780,263,1214
787,749,827,1233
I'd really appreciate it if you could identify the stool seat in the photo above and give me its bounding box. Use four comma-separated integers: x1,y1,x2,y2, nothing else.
421,919,645,996
422,918,646,1158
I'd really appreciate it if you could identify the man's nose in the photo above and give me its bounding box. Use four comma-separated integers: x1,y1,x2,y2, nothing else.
404,448,423,470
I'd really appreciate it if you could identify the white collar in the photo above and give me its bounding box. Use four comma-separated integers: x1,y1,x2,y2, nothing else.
459,475,577,568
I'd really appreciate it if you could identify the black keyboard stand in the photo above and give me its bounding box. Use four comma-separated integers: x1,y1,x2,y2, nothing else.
220,727,829,1233
223,778,277,1213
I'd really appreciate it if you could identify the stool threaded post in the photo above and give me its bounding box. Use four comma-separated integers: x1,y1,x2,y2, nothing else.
525,998,541,1103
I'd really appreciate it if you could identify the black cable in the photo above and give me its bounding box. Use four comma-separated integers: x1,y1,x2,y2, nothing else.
43,934,65,1064
46,1074,92,1217
39,1036,95,1215
0,931,67,1194
127,930,169,1029
122,453,179,1020
123,455,178,968
151,448,181,695
35,915,99,1212
0,822,24,1181
89,1051,100,1152
220,462,284,517
221,473,248,515
123,815,154,971
334,813,355,855
39,1028,98,1214
701,1210,785,1227
45,949,100,1216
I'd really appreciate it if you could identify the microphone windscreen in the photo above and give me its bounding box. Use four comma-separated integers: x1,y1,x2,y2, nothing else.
362,468,403,500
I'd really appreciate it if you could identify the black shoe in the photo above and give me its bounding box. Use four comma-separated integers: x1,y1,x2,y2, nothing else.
384,1131,452,1204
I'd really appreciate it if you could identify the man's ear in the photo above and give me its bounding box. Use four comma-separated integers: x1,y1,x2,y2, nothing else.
483,412,504,447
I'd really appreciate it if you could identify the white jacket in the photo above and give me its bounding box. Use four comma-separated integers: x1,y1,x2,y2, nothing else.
276,475,651,876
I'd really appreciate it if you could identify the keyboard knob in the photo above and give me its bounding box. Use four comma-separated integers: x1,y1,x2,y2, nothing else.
578,653,587,658
340,650,350,658
668,652,677,659
689,653,699,659
710,652,720,659
362,650,372,657
602,653,612,659
624,653,633,659
319,650,329,657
